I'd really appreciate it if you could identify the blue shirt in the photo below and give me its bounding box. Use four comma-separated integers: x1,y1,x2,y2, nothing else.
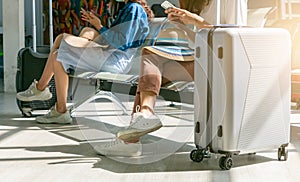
99,2,149,51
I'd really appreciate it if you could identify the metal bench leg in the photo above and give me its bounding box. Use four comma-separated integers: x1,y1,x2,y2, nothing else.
70,89,128,116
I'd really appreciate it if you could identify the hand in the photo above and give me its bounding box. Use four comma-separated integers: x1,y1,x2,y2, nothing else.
165,7,199,25
81,8,102,30
144,6,155,19
165,7,209,28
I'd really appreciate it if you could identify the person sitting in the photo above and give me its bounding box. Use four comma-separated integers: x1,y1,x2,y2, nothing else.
93,0,214,157
16,0,152,124
115,0,214,143
117,0,249,142
93,0,248,157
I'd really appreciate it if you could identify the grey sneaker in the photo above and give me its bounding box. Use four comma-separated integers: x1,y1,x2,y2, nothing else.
94,138,142,157
117,112,162,141
16,80,52,101
36,105,72,124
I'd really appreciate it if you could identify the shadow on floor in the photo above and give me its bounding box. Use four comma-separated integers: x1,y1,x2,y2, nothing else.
0,117,285,173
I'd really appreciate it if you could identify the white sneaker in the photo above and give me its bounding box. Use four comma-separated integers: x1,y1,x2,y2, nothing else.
16,80,52,101
36,105,72,124
94,138,142,157
117,112,162,141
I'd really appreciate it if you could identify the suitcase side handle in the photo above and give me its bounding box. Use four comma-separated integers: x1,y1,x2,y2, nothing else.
29,46,50,59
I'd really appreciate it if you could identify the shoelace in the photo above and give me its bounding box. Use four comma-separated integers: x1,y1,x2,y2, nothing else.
132,117,151,128
24,83,35,95
136,105,140,113
129,105,141,125
130,105,156,128
44,106,56,117
104,139,122,148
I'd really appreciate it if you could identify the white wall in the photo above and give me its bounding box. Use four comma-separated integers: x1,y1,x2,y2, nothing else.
3,0,25,92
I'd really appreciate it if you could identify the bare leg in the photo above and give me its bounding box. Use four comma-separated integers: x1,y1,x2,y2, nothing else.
134,50,194,116
79,27,99,40
132,49,163,115
52,52,69,113
48,29,97,113
36,48,68,113
36,28,98,91
36,34,64,91
33,33,70,113
139,91,156,115
35,28,99,113
51,34,63,52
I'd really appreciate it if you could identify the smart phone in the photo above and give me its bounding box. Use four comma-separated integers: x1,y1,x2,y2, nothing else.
161,1,175,9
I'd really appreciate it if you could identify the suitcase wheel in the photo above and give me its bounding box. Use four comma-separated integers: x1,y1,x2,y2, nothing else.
22,108,33,117
219,156,233,170
190,149,204,163
278,147,288,161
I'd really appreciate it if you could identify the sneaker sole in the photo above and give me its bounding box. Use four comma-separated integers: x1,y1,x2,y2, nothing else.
36,120,72,124
36,117,72,124
16,94,53,102
95,149,142,157
117,124,162,141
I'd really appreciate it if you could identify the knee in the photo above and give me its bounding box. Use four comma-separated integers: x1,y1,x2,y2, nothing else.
52,34,64,51
141,49,161,69
52,54,64,70
49,48,58,60
142,47,152,56
80,27,94,33
54,33,64,43
79,27,99,40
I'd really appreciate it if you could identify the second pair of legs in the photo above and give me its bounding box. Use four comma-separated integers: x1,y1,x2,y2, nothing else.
96,48,194,156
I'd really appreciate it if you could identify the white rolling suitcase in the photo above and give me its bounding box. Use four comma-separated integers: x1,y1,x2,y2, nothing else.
190,26,291,170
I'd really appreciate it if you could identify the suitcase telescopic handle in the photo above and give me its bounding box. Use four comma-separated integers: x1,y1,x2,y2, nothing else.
49,0,53,48
32,0,37,52
214,0,243,26
215,0,220,25
32,0,53,52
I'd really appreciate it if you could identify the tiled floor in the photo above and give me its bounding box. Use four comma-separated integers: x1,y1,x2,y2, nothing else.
0,92,300,182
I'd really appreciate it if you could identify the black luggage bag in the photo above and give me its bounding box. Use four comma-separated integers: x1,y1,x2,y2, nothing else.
16,46,56,117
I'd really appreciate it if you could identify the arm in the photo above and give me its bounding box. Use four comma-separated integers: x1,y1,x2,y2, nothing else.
173,22,196,44
99,4,149,50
